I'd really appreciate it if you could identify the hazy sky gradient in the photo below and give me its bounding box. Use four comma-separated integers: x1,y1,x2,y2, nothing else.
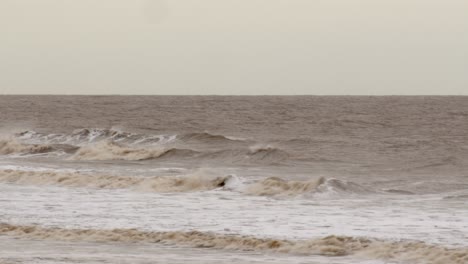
1,0,467,95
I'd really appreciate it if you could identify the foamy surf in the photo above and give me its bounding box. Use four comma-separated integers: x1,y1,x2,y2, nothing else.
1,223,467,264
70,141,199,161
245,177,326,196
2,96,467,264
70,143,289,163
16,129,246,146
0,169,230,193
0,139,55,155
4,132,292,164
0,169,371,197
0,138,80,157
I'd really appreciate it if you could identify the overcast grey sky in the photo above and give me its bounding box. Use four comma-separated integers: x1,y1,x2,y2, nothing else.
0,0,467,95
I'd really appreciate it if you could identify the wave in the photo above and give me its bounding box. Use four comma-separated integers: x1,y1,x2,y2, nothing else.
196,146,289,165
179,132,246,143
244,177,371,197
318,179,373,194
382,189,415,195
17,129,177,146
0,139,78,156
16,129,245,146
70,141,199,161
245,177,326,196
443,194,468,200
0,139,53,155
247,144,289,163
11,129,291,163
0,169,369,198
68,141,289,163
0,169,229,192
1,223,466,264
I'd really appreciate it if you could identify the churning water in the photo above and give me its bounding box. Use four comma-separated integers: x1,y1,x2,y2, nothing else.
0,96,467,264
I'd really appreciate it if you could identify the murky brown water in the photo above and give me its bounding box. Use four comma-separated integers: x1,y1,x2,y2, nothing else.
1,96,467,263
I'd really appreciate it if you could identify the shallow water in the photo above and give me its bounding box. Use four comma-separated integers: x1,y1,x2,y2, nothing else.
1,96,467,263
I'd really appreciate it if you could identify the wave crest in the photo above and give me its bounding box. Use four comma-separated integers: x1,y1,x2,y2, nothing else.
0,169,370,198
17,129,242,146
179,132,244,143
71,141,198,161
246,177,326,196
0,169,230,192
69,142,289,164
247,144,289,163
0,140,52,155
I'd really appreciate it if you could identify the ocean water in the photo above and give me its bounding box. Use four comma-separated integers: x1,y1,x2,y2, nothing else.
0,95,467,264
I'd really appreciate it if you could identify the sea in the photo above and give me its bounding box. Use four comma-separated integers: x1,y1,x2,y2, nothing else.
0,95,467,264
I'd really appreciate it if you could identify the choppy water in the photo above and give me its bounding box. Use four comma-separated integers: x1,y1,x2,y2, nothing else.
0,96,467,264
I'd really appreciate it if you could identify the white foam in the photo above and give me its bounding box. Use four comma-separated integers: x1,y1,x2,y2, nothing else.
1,183,466,248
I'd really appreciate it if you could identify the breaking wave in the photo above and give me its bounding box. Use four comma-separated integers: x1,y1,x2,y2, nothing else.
0,139,53,155
16,129,172,145
317,178,373,195
0,169,370,197
70,141,199,161
16,129,245,146
70,142,289,163
245,177,326,196
244,177,371,197
1,223,466,264
0,169,229,193
7,129,293,164
0,139,78,156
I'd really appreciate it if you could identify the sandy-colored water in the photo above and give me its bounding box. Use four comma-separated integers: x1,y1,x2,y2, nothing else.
1,96,467,263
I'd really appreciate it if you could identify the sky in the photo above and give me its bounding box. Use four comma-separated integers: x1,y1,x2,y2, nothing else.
0,0,467,95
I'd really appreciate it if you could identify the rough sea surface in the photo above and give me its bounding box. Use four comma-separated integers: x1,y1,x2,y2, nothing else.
0,95,467,264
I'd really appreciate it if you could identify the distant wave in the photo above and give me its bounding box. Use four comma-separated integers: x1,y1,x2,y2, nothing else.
1,223,466,264
197,145,289,164
0,138,201,161
0,141,292,165
443,194,468,200
16,129,246,146
178,132,246,143
70,141,199,161
8,129,298,164
16,129,176,146
382,189,415,195
247,144,289,162
69,142,290,163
